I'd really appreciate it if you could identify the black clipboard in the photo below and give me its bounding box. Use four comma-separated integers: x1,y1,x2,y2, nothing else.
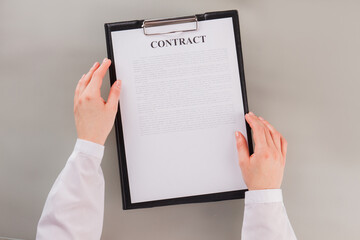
105,10,253,210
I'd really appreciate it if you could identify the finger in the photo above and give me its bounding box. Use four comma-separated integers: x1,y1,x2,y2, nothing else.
280,136,288,162
264,127,276,149
87,58,111,92
79,62,100,95
245,112,268,149
106,80,122,109
259,117,281,151
74,74,85,103
235,131,250,168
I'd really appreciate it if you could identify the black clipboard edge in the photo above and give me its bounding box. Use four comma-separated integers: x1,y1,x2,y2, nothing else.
105,10,253,210
122,190,245,210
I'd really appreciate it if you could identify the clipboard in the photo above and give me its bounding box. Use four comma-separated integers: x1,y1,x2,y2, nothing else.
105,10,253,210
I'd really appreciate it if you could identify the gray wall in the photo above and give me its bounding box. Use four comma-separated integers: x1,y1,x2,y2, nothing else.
1,0,359,239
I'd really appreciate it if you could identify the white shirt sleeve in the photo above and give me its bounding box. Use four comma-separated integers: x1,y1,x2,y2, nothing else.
242,189,297,240
36,139,105,240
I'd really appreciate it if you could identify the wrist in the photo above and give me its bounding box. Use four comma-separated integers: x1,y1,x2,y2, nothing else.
246,180,282,191
77,134,105,146
248,186,281,191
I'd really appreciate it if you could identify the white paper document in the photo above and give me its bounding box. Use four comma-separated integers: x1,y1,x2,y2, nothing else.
111,17,248,203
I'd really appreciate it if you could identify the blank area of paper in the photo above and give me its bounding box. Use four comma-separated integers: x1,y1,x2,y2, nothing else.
111,17,248,204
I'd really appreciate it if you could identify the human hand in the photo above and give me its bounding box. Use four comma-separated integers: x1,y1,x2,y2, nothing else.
235,112,287,190
74,58,121,146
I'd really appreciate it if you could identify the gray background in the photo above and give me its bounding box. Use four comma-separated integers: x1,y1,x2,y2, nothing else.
1,0,359,239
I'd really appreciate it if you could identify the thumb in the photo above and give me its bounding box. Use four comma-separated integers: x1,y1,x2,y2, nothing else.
106,80,121,109
235,131,250,168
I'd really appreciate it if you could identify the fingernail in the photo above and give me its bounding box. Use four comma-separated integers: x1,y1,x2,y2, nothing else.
249,112,254,116
116,80,121,88
103,58,108,63
235,131,240,137
92,62,98,68
259,116,264,121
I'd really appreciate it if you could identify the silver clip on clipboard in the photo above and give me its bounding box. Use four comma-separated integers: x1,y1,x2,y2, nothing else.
142,15,198,36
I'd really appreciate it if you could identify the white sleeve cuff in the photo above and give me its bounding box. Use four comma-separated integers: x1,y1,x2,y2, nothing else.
74,138,105,159
245,189,283,204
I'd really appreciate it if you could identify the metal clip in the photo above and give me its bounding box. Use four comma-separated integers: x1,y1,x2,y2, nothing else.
142,15,198,36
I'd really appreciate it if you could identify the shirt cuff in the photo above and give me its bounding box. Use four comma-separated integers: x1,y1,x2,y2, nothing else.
245,189,283,204
74,138,105,159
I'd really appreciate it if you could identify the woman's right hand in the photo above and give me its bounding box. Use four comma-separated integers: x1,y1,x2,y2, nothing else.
235,112,288,191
